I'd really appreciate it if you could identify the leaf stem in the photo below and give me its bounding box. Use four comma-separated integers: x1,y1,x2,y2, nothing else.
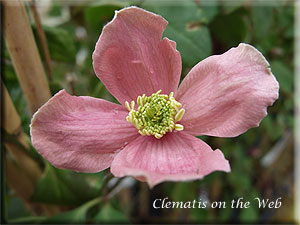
29,0,53,81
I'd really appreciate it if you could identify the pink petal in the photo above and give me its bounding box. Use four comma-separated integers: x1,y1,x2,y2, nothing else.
30,90,139,173
175,43,279,137
110,132,230,187
93,6,182,105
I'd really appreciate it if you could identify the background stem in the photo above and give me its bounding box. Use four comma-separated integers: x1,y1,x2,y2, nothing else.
2,84,61,215
3,0,51,115
29,0,53,81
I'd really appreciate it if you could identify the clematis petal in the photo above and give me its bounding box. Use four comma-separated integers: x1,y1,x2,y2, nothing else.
110,132,230,188
175,43,279,137
30,90,139,173
93,6,182,105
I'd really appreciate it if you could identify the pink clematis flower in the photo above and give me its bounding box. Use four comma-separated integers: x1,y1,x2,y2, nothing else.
30,6,279,187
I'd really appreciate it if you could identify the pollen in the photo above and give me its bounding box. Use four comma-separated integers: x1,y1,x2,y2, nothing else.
125,90,185,139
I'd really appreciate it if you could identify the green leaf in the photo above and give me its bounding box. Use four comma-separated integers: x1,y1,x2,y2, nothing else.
48,1,63,17
8,216,47,224
32,25,76,63
142,0,214,67
6,196,31,221
31,163,102,205
84,1,128,32
221,0,246,14
252,6,274,40
49,81,63,95
190,207,209,222
275,6,294,39
227,145,254,196
171,182,196,201
218,196,233,222
238,191,261,222
261,116,282,141
239,202,259,222
251,6,276,54
94,203,129,223
270,60,293,94
43,197,101,223
210,8,247,47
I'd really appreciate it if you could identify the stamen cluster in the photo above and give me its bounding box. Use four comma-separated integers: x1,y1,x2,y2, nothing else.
125,90,185,139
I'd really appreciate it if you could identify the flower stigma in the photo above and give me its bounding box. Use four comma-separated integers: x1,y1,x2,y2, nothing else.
125,90,185,139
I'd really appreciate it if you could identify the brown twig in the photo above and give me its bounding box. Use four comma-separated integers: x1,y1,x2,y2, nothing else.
2,84,61,215
67,73,76,95
3,0,51,115
139,182,149,220
98,172,114,195
29,0,53,81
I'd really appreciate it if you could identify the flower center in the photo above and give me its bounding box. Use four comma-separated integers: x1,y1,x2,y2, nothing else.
125,90,185,139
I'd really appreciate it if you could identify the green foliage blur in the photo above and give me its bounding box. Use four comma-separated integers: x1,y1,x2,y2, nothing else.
3,0,294,223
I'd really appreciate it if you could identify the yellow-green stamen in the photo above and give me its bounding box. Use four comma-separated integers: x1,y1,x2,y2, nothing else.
125,90,185,139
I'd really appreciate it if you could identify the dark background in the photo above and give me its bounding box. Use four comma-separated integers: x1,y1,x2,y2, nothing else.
3,0,294,223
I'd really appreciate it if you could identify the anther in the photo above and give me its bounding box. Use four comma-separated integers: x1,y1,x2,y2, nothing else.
131,101,135,109
175,108,185,122
125,101,131,111
125,90,185,139
175,124,184,131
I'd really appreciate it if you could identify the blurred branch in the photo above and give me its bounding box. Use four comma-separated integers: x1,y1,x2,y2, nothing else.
3,129,43,167
3,0,51,115
66,73,76,95
139,182,149,220
2,84,60,215
98,172,114,196
261,130,293,167
2,84,41,184
99,173,133,200
29,0,53,81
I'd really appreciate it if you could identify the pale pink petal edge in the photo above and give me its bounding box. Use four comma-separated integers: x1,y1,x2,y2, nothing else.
111,133,230,188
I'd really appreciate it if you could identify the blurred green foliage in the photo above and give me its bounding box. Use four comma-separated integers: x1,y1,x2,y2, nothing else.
3,0,294,224
33,24,77,63
31,163,104,205
142,0,217,66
